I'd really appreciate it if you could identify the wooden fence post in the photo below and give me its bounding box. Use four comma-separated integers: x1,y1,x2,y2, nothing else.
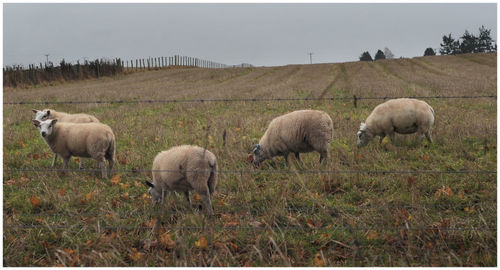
353,95,358,108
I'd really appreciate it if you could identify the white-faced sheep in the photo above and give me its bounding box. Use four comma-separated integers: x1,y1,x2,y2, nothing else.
32,109,100,169
145,145,217,216
357,98,435,147
32,119,115,179
252,109,333,165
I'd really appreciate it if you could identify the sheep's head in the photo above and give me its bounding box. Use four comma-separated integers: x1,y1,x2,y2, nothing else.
32,109,51,121
32,119,57,138
252,144,266,166
357,122,373,147
145,181,162,204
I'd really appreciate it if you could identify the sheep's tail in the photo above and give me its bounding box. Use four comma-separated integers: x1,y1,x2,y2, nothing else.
428,105,435,117
105,133,115,162
207,159,217,196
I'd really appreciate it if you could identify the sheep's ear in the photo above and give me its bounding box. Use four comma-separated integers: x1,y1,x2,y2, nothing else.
46,110,51,116
32,109,38,114
359,122,366,131
32,119,40,127
50,119,58,125
145,181,155,188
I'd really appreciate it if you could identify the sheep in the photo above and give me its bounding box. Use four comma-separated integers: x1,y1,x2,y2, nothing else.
145,145,217,216
32,109,100,169
252,109,333,166
357,98,435,147
32,109,100,123
32,119,115,179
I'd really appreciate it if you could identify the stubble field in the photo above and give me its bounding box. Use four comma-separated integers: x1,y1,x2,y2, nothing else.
3,53,497,266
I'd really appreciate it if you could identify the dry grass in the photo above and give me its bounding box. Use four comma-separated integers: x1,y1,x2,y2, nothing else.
3,53,497,266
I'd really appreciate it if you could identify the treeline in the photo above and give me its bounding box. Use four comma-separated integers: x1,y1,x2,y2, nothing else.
437,25,496,55
359,25,496,61
4,59,123,88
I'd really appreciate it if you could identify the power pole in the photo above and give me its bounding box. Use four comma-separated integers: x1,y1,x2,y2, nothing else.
44,54,49,64
308,52,313,64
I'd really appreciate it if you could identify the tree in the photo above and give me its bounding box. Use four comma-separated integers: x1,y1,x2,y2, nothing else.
459,30,478,53
439,33,460,55
477,25,494,52
359,51,373,61
424,48,436,56
383,47,394,59
374,50,386,60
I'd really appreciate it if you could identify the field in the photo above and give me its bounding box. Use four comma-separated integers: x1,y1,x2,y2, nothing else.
3,53,497,266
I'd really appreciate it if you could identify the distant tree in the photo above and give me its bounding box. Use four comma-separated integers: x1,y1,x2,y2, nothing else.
359,51,373,61
383,47,395,59
477,25,494,53
439,33,460,55
424,48,436,56
459,30,478,54
374,50,386,60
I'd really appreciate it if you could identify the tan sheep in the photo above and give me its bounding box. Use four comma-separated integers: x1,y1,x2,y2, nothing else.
357,98,435,147
145,145,217,216
32,109,100,123
32,109,100,169
252,109,333,165
32,119,115,179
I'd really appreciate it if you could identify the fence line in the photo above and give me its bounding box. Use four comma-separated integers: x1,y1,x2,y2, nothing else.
6,201,494,218
3,167,496,175
3,224,495,232
3,95,497,105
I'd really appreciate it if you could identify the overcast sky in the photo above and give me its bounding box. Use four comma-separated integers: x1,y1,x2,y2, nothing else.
3,3,497,67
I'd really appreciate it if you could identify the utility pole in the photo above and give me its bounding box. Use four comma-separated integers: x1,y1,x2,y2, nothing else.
44,54,49,64
308,52,313,64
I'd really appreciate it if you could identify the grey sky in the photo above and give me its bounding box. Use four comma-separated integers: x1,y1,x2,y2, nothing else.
3,3,497,67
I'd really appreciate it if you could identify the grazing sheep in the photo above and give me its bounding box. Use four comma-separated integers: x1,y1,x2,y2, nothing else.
252,109,333,165
32,109,100,169
32,119,115,179
145,145,217,216
357,98,435,147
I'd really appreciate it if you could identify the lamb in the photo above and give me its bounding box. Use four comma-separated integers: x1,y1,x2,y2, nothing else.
145,145,217,216
32,119,115,179
357,98,435,147
32,109,100,169
252,109,333,165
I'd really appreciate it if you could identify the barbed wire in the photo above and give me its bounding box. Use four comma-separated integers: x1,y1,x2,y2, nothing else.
3,223,495,232
3,167,496,175
5,201,495,218
3,95,497,105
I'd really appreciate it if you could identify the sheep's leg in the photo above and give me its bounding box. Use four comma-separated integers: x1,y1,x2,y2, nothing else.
97,157,107,179
294,152,302,163
79,158,84,170
425,131,433,143
379,134,386,143
107,157,114,178
61,157,70,176
200,189,214,216
389,133,395,143
319,151,328,164
283,153,290,165
184,191,193,211
51,154,58,168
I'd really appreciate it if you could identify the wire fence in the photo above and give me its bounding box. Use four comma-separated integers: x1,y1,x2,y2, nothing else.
3,224,495,232
3,167,497,175
5,201,495,218
3,94,497,105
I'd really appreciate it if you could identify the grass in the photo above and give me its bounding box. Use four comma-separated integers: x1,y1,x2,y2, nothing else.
3,53,497,266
